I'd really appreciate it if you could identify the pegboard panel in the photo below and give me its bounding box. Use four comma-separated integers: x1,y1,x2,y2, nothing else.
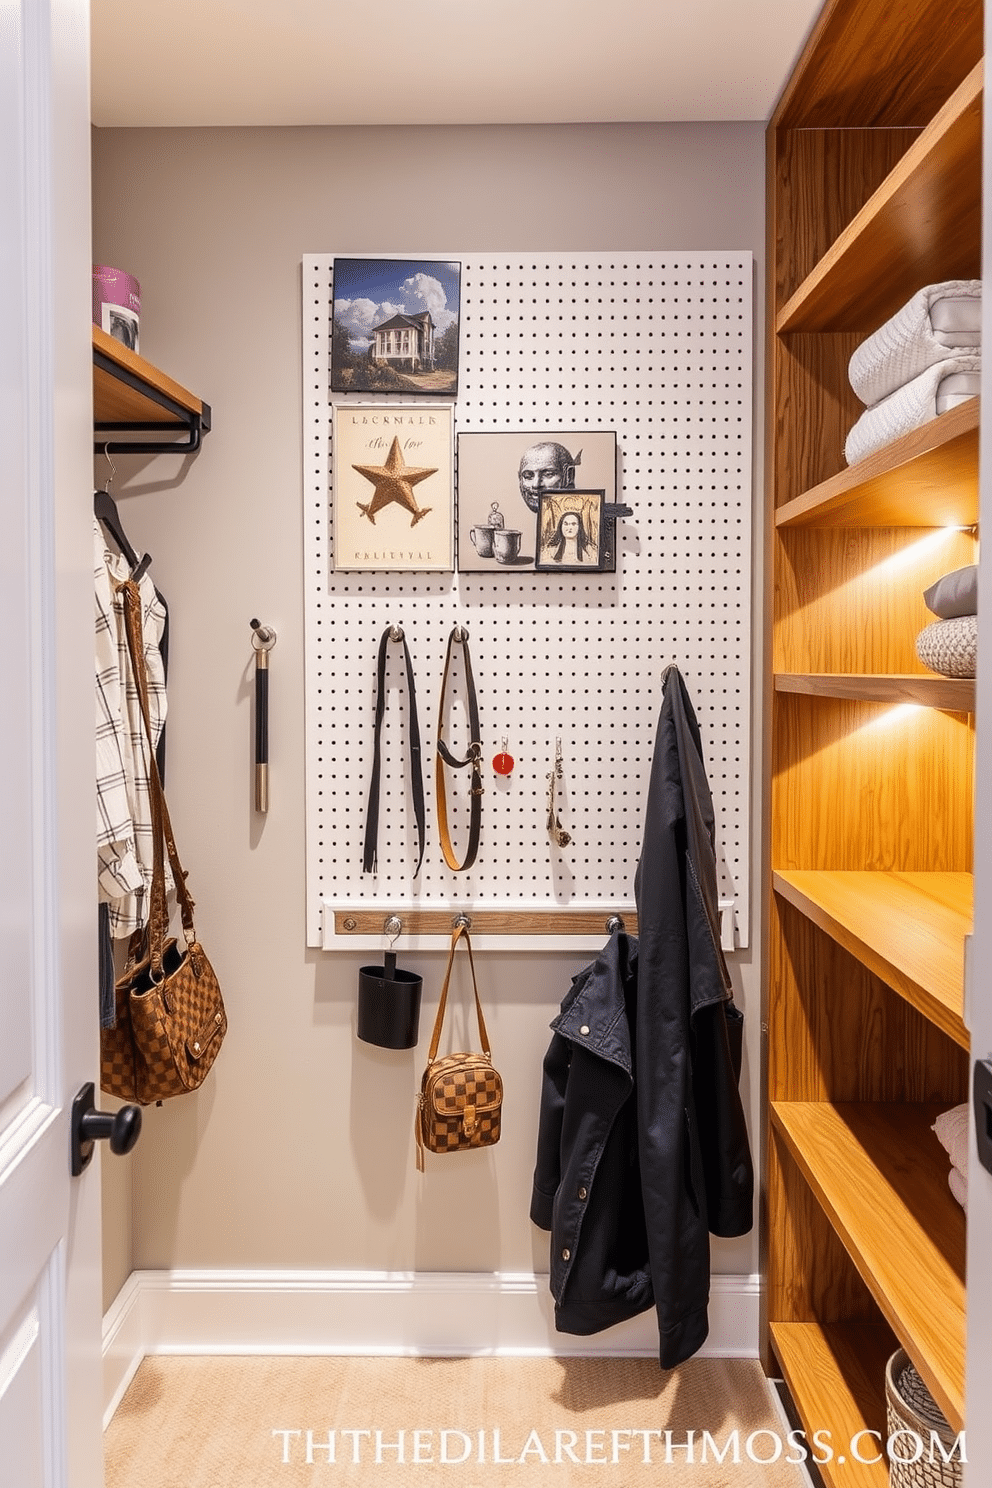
303,253,752,951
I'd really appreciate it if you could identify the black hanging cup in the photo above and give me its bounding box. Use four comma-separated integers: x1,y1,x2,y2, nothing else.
358,950,422,1049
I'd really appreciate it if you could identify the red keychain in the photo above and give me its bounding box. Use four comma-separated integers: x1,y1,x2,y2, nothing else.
493,737,515,776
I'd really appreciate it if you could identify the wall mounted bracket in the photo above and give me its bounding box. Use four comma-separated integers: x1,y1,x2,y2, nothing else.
92,326,212,455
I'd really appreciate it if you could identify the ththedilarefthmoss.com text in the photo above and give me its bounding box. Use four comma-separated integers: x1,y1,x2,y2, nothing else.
271,1425,965,1468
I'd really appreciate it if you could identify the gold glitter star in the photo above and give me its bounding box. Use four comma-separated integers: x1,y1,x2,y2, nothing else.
353,436,437,527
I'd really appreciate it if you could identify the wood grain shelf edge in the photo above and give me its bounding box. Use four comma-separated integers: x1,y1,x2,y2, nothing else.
771,1101,966,1430
775,61,983,333
770,1321,892,1487
774,674,975,710
774,399,979,529
772,870,971,1046
92,325,204,423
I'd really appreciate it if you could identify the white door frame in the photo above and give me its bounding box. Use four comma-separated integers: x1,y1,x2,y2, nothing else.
0,1,103,1485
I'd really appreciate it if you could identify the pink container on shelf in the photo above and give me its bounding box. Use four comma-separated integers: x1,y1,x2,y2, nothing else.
92,266,140,353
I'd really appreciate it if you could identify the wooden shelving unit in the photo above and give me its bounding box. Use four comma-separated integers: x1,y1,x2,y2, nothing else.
772,1102,967,1428
92,325,211,453
775,62,983,335
772,870,971,1047
773,397,979,529
771,1322,895,1487
764,0,980,1478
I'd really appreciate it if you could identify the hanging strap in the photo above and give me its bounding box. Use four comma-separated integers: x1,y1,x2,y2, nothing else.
435,625,483,872
118,578,197,978
425,923,491,1061
363,625,425,876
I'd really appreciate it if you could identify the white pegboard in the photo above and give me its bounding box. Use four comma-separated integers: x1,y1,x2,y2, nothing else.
303,252,752,951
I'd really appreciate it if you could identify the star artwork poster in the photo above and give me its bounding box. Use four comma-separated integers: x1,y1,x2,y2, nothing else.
332,404,455,572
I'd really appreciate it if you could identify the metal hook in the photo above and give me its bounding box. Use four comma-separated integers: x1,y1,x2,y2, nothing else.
384,915,402,945
103,444,117,492
453,913,472,930
389,624,405,642
606,915,625,935
453,624,467,642
250,618,277,651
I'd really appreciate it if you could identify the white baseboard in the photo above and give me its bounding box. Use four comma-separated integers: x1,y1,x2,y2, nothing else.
103,1269,761,1427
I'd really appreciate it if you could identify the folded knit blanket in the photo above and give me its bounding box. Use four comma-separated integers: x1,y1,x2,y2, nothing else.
844,356,980,465
933,1103,969,1172
849,280,982,407
916,615,977,678
948,1164,968,1214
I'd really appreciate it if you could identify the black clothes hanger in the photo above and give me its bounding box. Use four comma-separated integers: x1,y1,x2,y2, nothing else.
94,447,152,579
94,484,140,568
94,447,168,772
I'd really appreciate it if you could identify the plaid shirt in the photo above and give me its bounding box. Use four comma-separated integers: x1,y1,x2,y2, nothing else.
95,520,169,936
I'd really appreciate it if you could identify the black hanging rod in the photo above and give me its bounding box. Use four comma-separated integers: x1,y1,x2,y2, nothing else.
92,345,212,455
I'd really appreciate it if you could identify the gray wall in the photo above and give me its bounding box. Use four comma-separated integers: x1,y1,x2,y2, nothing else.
92,121,766,1315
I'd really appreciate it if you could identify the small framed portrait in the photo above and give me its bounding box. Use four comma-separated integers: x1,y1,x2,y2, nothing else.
535,490,607,573
456,430,617,573
330,257,461,398
332,403,454,571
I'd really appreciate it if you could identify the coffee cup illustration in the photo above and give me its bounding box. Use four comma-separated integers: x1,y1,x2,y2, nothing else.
493,529,522,563
470,526,495,557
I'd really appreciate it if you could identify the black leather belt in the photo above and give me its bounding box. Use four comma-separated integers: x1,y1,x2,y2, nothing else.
435,625,483,873
363,625,425,877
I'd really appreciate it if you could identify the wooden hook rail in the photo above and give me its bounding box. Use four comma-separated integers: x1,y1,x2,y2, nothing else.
333,907,637,938
322,899,736,953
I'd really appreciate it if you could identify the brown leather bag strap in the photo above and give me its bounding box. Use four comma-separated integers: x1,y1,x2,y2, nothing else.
425,924,491,1061
435,626,483,872
119,579,197,973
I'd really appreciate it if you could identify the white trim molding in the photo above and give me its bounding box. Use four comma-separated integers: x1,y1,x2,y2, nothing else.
103,1268,761,1425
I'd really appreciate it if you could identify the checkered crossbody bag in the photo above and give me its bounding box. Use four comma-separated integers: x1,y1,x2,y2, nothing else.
416,924,502,1170
100,579,228,1105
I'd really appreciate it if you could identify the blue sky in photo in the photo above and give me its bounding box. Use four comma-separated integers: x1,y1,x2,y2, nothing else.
332,258,461,350
333,257,461,308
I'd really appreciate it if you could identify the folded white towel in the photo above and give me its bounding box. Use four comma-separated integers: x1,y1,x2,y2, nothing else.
933,1103,970,1172
948,1164,968,1214
844,357,981,465
849,280,982,406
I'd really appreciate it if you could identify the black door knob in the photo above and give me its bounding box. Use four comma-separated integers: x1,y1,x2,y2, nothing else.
70,1081,142,1175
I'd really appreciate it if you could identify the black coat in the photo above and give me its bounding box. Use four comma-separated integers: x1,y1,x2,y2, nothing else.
531,666,753,1367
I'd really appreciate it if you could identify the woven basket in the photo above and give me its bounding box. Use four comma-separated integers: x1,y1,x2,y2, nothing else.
915,615,977,678
884,1350,962,1488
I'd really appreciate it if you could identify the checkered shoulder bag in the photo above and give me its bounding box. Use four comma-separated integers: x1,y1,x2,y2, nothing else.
100,579,228,1105
416,924,502,1170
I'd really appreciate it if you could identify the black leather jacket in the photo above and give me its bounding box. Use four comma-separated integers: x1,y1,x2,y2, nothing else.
531,667,753,1367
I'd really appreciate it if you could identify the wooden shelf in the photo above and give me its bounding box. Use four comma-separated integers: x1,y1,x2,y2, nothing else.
770,1321,894,1487
776,62,983,334
774,397,979,529
92,325,211,453
774,0,983,131
771,1101,966,1430
772,870,971,1047
775,674,975,711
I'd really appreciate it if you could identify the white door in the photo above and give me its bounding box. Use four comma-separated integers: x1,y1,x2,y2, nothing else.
966,4,992,1473
0,1,105,1485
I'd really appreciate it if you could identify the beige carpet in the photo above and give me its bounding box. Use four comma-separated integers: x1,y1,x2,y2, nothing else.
104,1355,810,1486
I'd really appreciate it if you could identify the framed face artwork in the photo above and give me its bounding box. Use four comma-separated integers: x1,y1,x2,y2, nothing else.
456,430,617,573
332,404,454,571
535,490,607,573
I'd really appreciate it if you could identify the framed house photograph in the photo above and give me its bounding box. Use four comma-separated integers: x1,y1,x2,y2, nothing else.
330,258,461,398
456,430,617,572
535,490,607,573
332,404,454,571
